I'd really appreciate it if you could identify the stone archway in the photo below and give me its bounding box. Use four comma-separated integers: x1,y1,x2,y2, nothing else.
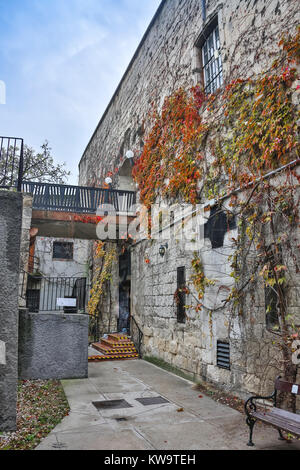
117,159,135,192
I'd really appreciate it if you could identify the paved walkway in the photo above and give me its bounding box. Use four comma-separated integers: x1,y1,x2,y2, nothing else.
37,360,300,450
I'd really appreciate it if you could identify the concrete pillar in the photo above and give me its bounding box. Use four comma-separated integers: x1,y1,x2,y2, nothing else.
0,191,23,431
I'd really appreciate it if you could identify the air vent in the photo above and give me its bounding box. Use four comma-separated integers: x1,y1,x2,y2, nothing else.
217,341,230,370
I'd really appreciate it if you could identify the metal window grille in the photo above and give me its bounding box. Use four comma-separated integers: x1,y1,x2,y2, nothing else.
0,136,24,191
265,245,282,331
177,267,186,324
53,242,74,260
26,289,40,313
265,286,280,330
202,25,223,95
217,341,230,370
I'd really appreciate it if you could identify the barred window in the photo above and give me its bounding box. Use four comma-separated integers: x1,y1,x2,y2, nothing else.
177,267,186,324
265,245,283,332
201,23,223,95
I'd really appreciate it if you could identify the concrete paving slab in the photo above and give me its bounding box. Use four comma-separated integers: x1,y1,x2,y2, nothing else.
53,411,106,433
37,427,154,451
60,380,105,413
37,359,300,451
89,379,149,394
206,414,300,450
169,392,240,419
122,406,202,427
136,421,231,450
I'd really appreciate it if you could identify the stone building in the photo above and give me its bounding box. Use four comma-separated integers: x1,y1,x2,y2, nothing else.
79,0,300,397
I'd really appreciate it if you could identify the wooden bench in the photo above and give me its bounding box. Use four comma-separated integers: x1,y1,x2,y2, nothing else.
245,376,300,446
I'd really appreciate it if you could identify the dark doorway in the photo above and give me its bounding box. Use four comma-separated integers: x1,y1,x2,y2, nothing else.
177,267,186,324
118,250,131,334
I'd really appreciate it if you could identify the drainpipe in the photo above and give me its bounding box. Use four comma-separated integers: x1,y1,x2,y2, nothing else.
202,0,206,22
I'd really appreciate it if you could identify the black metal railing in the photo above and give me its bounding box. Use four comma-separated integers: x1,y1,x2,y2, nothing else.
0,136,24,191
22,181,136,214
130,315,143,357
88,314,101,345
25,274,89,313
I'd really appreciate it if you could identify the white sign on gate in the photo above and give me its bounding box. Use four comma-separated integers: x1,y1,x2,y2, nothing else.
0,340,6,365
56,298,77,307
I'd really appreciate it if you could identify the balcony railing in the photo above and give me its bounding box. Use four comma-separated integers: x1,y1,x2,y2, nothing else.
22,181,136,214
0,136,24,191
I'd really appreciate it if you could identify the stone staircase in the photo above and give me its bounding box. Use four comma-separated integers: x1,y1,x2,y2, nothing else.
88,333,139,362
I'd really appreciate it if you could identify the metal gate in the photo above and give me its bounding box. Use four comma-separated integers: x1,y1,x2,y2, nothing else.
25,275,89,313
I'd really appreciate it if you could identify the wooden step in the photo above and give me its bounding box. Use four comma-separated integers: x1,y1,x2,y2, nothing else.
100,338,134,349
88,353,139,362
89,333,138,363
92,343,137,355
108,333,129,342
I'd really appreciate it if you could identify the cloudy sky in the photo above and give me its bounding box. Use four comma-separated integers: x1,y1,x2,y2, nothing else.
0,0,161,184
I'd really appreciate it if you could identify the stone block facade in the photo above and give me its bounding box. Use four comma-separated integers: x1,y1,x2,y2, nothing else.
79,0,300,397
79,0,299,187
0,191,23,431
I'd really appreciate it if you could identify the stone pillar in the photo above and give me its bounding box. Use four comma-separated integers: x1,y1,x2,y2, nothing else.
0,191,23,431
18,194,33,308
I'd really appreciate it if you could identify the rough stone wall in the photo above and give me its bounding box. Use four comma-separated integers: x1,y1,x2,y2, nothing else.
79,0,300,396
130,191,300,397
79,0,299,188
0,191,23,431
131,204,241,391
18,311,89,380
18,194,33,308
35,237,90,279
91,241,119,336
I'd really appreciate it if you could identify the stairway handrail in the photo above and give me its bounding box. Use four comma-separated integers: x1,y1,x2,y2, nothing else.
130,315,143,358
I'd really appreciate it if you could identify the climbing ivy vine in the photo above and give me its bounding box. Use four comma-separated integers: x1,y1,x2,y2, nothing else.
132,27,300,398
88,242,117,317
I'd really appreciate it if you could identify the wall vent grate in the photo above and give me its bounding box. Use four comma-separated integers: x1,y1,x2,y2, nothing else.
217,341,230,370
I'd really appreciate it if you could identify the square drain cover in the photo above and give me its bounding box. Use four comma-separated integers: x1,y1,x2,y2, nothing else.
135,396,169,406
92,399,132,410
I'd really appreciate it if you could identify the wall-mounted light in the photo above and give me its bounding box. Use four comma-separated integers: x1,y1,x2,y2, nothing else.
105,177,112,186
125,150,134,160
159,243,168,258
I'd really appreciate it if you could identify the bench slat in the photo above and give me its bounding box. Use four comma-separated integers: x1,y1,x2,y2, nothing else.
251,411,300,437
270,407,300,424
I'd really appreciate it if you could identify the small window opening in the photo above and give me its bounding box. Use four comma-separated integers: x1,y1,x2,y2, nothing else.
177,267,186,324
204,206,236,249
53,242,74,260
265,245,284,332
196,17,223,94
